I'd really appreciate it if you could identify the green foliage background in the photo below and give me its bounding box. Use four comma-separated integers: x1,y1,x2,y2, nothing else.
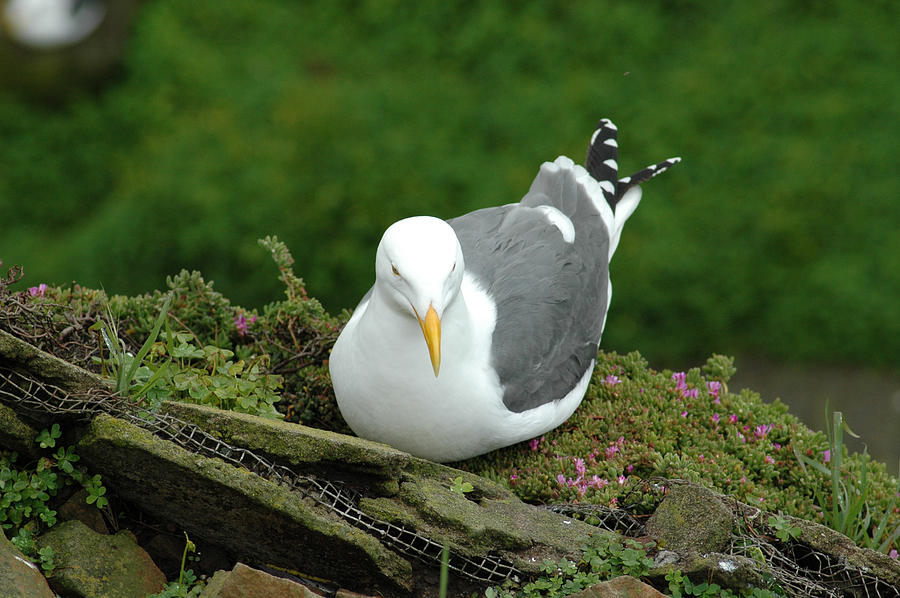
1,1,898,369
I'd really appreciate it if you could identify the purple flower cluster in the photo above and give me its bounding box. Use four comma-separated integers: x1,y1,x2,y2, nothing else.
556,455,613,498
603,374,621,386
234,311,258,336
754,423,773,439
28,283,47,297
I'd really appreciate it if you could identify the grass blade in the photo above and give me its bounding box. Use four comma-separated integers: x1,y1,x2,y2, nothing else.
122,294,172,394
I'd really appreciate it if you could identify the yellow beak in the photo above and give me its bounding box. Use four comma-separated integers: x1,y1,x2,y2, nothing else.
416,304,442,377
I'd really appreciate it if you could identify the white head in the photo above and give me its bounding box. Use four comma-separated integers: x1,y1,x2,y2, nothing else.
374,216,465,376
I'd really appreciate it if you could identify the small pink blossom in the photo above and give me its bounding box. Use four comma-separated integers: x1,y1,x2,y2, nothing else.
671,372,687,389
589,476,608,489
754,424,773,439
610,497,618,506
556,474,567,486
681,410,688,418
626,464,634,473
711,413,721,424
234,311,257,336
603,374,621,386
509,473,517,481
528,437,542,451
889,549,898,560
28,283,47,297
605,445,620,459
574,457,586,477
574,478,588,497
617,475,627,485
823,449,831,464
682,387,699,399
728,414,738,424
765,455,775,465
707,380,722,398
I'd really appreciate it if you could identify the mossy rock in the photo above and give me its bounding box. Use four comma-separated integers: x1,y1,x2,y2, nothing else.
0,402,40,458
645,483,733,554
36,519,165,597
74,413,414,595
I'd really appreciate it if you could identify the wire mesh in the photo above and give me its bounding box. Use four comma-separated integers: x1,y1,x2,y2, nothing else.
727,503,899,597
543,503,647,537
0,365,519,584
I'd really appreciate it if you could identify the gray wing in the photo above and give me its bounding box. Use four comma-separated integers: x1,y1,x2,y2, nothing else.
448,181,609,413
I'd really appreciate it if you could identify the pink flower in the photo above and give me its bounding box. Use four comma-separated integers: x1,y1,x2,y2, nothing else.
823,449,831,464
234,311,257,336
605,445,620,459
28,283,47,297
682,387,699,399
754,424,773,439
509,473,517,481
765,455,775,465
671,372,687,389
574,478,588,497
617,475,627,485
556,474,567,486
889,549,898,560
711,413,721,424
707,381,721,398
681,411,688,418
603,374,621,386
728,414,738,424
626,464,634,473
528,437,542,451
589,476,609,489
574,457,586,477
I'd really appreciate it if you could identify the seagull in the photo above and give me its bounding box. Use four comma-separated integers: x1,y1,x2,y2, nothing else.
330,119,680,462
2,0,106,49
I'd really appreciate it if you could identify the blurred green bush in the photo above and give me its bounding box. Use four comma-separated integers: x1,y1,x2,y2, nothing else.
1,1,898,369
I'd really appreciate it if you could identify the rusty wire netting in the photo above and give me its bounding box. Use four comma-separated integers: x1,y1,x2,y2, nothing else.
0,365,518,585
726,505,900,598
543,503,647,537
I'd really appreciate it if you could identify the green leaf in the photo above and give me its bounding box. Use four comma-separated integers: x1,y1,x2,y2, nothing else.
122,294,173,392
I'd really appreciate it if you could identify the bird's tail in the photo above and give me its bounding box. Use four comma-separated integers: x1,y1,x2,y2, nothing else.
585,118,681,258
522,118,680,260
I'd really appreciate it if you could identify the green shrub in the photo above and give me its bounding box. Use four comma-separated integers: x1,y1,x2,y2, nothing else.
461,352,900,557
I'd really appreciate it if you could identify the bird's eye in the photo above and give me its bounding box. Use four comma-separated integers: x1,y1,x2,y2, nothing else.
391,264,400,277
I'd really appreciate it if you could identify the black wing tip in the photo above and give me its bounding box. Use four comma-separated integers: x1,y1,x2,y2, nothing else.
615,156,681,200
585,118,619,207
